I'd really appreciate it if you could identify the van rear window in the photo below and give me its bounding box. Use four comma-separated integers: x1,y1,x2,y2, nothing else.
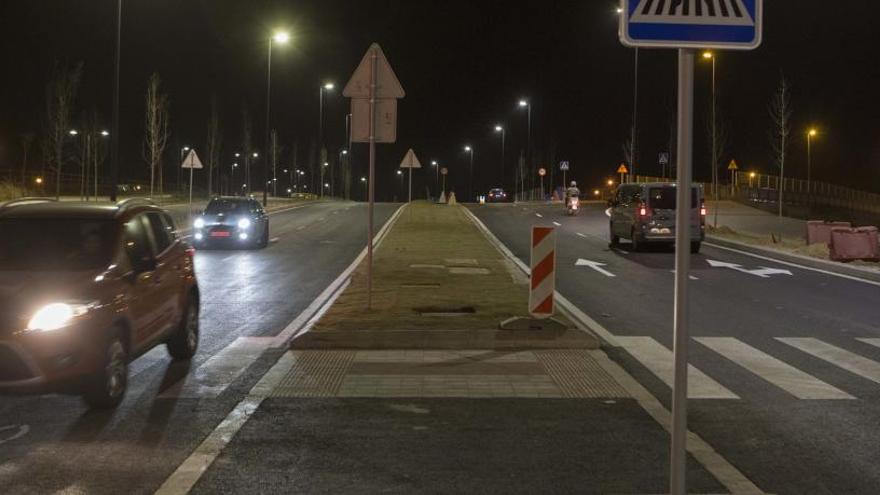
647,188,699,210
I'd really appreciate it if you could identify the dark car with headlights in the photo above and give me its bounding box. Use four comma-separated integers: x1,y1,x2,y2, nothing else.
0,198,199,408
487,188,509,203
193,197,269,249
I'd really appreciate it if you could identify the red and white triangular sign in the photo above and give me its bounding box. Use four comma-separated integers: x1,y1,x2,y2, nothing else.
181,149,204,169
399,148,422,169
342,43,405,99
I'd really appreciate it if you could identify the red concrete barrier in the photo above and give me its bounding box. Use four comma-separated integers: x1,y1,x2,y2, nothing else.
829,227,879,262
807,220,851,245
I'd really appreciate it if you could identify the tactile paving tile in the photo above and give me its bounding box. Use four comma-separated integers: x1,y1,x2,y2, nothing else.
271,351,355,398
536,350,630,398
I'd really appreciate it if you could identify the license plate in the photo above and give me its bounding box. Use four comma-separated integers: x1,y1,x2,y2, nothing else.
210,231,231,238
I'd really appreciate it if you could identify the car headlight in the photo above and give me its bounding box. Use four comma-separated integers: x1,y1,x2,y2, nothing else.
193,217,205,229
27,302,94,332
238,218,251,229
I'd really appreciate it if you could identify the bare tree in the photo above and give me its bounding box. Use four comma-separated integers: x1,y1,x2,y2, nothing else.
143,73,170,198
44,61,83,199
205,95,222,197
19,133,34,191
241,103,253,195
768,74,792,217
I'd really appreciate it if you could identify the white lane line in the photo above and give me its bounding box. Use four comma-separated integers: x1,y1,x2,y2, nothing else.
535,213,543,218
156,205,407,494
670,270,699,281
269,237,280,243
857,338,880,350
617,336,738,399
158,337,272,399
696,337,853,400
576,232,587,238
705,242,880,287
0,424,29,445
553,221,562,227
781,338,880,385
296,225,307,231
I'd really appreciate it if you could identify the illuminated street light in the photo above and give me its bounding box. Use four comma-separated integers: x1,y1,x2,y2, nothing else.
807,128,820,191
100,130,110,137
273,31,290,44
323,82,335,91
607,179,614,187
35,177,43,185
702,51,714,59
68,129,78,136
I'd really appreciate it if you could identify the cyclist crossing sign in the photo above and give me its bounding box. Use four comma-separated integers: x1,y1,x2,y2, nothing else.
620,0,762,50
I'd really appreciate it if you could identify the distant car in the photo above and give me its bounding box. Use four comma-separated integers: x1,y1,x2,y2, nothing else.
193,197,269,249
487,188,509,203
0,198,199,408
608,182,706,253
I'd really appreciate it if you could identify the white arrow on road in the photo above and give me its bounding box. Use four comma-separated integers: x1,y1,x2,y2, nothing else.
0,424,29,445
576,259,616,277
707,260,793,278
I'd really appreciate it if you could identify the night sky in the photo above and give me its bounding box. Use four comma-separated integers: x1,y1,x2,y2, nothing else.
1,1,878,200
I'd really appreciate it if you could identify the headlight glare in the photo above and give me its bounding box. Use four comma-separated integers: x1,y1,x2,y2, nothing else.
193,217,205,229
27,303,93,332
238,218,251,229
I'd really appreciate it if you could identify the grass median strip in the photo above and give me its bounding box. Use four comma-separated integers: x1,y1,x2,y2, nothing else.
295,201,595,350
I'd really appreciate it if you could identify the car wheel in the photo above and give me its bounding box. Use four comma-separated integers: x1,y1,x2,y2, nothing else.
167,297,199,360
631,229,642,252
83,333,128,409
609,223,620,247
690,241,702,254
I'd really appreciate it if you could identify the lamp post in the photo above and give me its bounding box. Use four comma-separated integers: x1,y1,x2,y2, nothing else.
807,128,818,193
463,145,474,202
494,125,505,191
518,99,531,201
431,160,439,198
230,162,239,195
263,30,290,206
109,0,121,202
702,51,718,226
360,176,367,201
319,82,335,196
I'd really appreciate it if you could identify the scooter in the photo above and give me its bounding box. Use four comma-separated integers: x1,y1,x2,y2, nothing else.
566,196,580,216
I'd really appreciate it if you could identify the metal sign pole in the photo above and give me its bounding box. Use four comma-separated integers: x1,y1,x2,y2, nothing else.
188,155,194,210
670,48,695,495
408,166,412,203
367,46,377,309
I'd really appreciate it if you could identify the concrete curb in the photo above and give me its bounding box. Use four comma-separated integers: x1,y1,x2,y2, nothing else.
706,235,880,285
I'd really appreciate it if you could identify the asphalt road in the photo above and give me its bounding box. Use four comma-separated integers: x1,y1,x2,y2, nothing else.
470,202,880,494
0,201,397,494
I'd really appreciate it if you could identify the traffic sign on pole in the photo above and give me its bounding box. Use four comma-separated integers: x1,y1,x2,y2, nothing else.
399,148,422,203
727,159,739,171
620,3,763,494
343,43,405,309
620,0,763,50
181,149,204,210
559,161,569,171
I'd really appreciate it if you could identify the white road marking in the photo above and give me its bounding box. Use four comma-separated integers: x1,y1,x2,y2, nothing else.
617,336,738,399
535,213,543,218
781,338,880,385
705,241,880,287
576,232,587,238
158,337,273,399
670,270,699,281
857,338,880,350
553,221,562,227
0,424,29,445
296,225,307,231
696,337,853,400
707,259,793,278
575,259,616,278
269,237,280,243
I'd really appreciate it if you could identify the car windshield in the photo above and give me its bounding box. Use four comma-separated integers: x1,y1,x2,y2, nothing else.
0,218,116,271
205,200,250,215
647,188,699,210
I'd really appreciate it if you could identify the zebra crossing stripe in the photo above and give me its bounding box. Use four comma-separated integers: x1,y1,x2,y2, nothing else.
856,338,880,350
617,336,738,399
780,338,880,386
696,337,854,400
158,337,272,399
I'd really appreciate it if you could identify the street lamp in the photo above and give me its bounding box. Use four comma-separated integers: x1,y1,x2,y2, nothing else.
319,81,336,191
702,51,718,226
431,160,439,196
463,145,474,202
807,128,818,192
518,99,531,201
494,124,506,192
263,29,291,206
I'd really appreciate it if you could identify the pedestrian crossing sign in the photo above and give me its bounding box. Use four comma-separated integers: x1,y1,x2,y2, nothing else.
620,0,762,50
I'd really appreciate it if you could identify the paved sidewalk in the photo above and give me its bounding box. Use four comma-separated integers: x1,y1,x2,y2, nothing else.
708,200,805,240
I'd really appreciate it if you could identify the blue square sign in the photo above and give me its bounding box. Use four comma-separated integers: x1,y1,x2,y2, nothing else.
620,0,762,50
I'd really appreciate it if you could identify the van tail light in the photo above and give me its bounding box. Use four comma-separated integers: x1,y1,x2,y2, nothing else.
700,204,707,216
638,205,651,217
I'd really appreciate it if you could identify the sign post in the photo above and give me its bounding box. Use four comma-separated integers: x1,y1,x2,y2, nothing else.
559,161,570,191
399,148,422,203
343,43,405,309
617,163,629,185
538,168,546,201
728,159,739,197
659,152,670,179
440,167,448,203
620,2,762,493
181,149,204,211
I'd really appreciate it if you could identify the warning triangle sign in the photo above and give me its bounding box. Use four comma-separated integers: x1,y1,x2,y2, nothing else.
399,148,422,169
342,43,405,99
727,159,739,171
617,163,629,174
181,149,204,169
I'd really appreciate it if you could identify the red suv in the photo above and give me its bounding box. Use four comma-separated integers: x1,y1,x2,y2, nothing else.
0,198,199,408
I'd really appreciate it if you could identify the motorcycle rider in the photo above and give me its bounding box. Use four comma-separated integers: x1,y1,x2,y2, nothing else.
565,181,581,206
